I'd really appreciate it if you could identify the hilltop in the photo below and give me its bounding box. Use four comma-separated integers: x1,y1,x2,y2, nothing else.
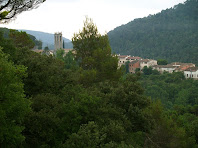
108,0,198,65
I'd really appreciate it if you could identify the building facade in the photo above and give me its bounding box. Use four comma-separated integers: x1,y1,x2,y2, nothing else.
152,62,195,74
139,59,157,70
118,55,131,67
184,67,198,80
128,60,140,73
54,32,63,51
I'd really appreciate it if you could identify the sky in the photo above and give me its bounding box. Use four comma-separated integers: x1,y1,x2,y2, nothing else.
0,0,186,40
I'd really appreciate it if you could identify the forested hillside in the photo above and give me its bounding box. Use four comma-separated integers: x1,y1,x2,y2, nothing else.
1,15,198,148
108,0,198,65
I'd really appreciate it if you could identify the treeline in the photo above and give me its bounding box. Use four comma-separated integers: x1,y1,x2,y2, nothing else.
139,70,198,147
108,0,198,65
0,18,198,148
0,27,43,49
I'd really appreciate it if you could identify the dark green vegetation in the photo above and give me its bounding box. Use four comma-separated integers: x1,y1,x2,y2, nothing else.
139,71,198,147
0,28,73,50
108,0,198,65
1,17,198,147
0,28,43,49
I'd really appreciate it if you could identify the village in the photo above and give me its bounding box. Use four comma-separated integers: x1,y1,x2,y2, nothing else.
118,54,198,80
33,32,198,80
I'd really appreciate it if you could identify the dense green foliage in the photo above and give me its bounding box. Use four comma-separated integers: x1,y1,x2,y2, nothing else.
108,0,198,65
0,48,30,147
1,16,198,147
0,27,43,49
157,59,168,65
72,17,122,83
139,71,198,147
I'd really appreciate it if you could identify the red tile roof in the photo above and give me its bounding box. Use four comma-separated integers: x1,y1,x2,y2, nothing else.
185,67,198,72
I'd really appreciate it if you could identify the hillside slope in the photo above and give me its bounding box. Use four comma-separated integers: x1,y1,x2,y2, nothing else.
108,0,198,65
20,29,73,49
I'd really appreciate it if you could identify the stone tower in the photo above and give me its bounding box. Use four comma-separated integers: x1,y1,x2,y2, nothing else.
54,32,63,51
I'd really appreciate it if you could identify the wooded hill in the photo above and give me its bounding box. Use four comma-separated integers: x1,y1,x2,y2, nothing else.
0,27,73,49
108,0,198,65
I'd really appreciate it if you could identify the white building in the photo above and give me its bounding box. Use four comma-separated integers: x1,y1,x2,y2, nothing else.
152,65,176,73
139,59,157,70
117,55,131,67
184,67,198,80
117,54,143,68
152,62,195,74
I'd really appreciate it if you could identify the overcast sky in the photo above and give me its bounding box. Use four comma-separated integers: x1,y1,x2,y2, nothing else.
0,0,186,40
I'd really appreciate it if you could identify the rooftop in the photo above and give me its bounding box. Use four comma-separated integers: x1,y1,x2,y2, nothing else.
184,67,198,72
126,56,141,60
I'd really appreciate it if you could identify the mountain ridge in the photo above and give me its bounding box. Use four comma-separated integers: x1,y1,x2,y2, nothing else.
108,0,198,65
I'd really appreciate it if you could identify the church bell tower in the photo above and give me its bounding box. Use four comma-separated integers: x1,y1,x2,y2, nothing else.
54,32,63,51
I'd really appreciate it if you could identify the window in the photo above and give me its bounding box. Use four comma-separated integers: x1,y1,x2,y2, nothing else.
123,61,124,63
192,74,193,78
187,74,188,77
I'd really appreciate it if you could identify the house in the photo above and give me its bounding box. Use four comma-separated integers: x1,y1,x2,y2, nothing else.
128,60,140,73
139,59,157,70
117,55,131,67
117,54,142,68
184,67,198,80
172,62,195,71
152,65,176,73
126,56,142,62
152,62,196,73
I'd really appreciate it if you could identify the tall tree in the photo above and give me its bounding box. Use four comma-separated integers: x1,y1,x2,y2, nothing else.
0,48,30,146
0,0,45,22
72,17,103,70
72,17,122,82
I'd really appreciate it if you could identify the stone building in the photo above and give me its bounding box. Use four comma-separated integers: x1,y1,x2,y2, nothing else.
152,62,195,73
128,60,140,73
117,55,131,67
139,59,157,70
54,32,63,51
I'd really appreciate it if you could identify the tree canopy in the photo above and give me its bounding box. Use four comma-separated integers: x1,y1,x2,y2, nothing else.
0,0,45,23
1,15,198,147
72,17,122,83
0,48,30,147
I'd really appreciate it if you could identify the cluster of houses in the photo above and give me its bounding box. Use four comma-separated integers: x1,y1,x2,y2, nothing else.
117,54,198,80
33,49,73,56
32,50,198,80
